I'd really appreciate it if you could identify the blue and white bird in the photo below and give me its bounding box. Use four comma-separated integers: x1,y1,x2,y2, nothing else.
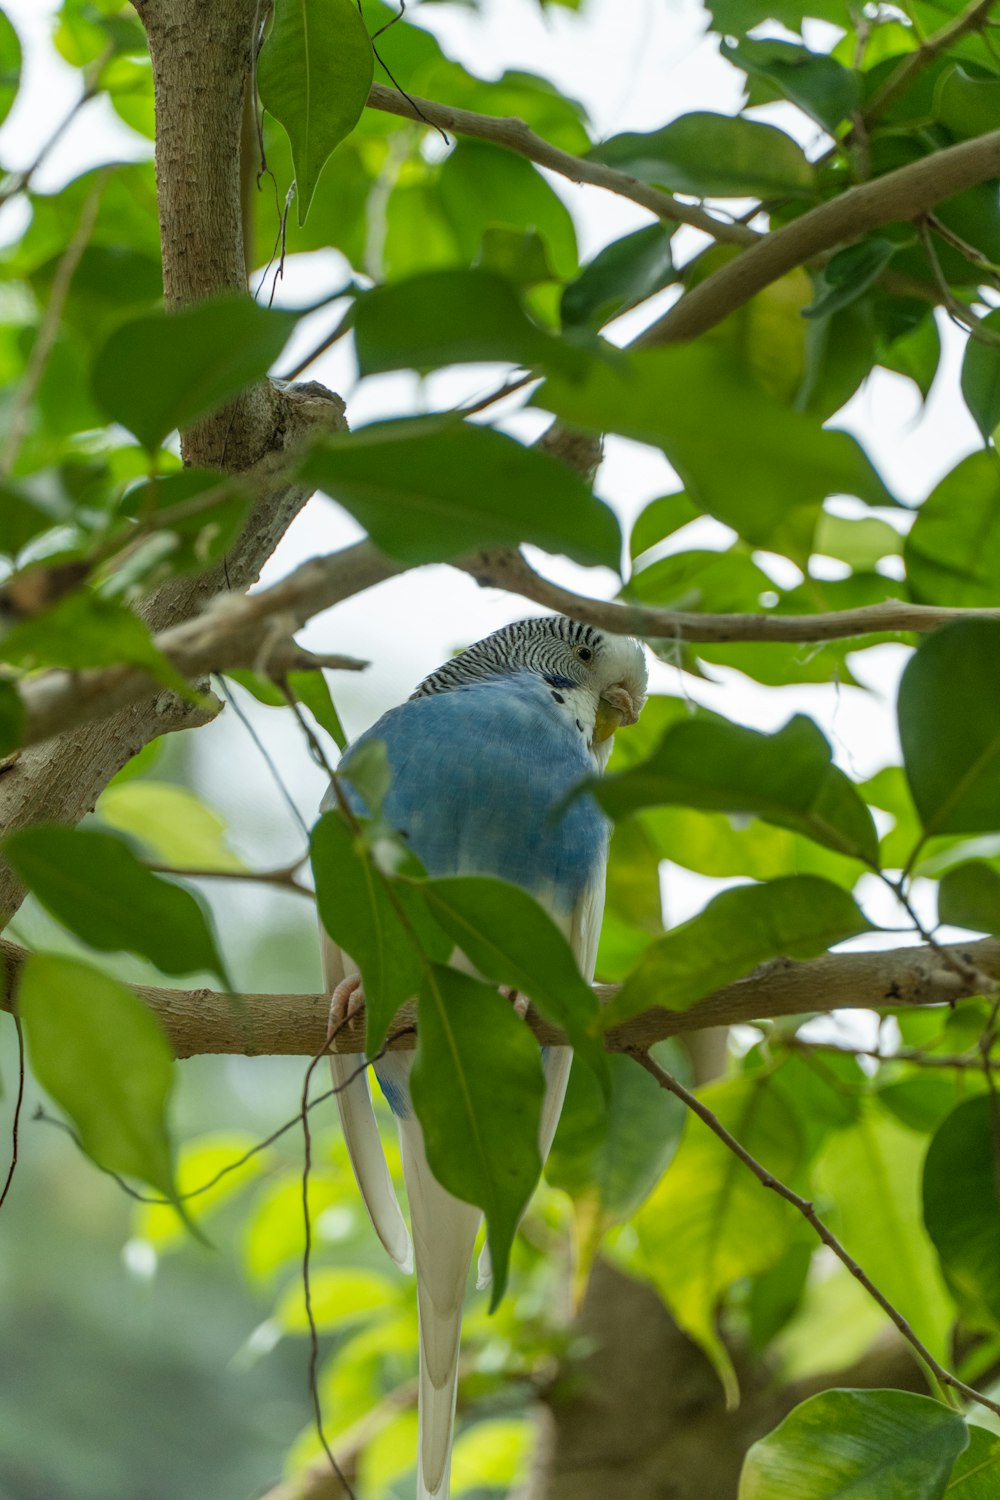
321,615,647,1500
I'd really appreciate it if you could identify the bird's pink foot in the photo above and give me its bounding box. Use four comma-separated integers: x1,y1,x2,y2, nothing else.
328,973,365,1042
501,985,530,1020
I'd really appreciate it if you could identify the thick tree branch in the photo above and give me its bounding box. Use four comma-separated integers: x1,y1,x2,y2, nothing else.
2,936,988,1058
365,84,758,248
18,534,1000,752
641,128,1000,346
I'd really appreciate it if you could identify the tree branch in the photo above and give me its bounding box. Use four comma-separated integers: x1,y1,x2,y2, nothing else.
365,83,758,248
19,534,1000,753
641,128,1000,346
2,936,988,1059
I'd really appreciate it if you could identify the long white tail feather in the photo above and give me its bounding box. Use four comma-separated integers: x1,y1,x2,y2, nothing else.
400,1112,481,1497
323,936,414,1273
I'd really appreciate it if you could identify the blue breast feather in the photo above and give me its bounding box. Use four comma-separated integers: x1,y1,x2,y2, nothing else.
337,671,609,914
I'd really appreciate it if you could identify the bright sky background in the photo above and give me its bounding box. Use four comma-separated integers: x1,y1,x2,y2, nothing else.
0,0,983,967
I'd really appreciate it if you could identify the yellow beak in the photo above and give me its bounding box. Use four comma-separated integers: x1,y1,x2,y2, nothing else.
593,684,639,743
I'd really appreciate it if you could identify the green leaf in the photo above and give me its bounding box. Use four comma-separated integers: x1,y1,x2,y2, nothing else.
340,738,393,819
413,874,605,1078
629,492,701,560
257,0,374,224
739,1389,969,1500
590,113,814,199
960,311,1000,442
816,1103,955,1365
276,1266,400,1333
907,450,1000,609
594,714,880,865
722,36,859,133
438,140,578,280
288,669,347,751
298,416,622,570
119,468,249,576
0,8,21,127
938,861,1000,935
2,589,190,695
534,344,892,564
899,620,1000,836
546,1045,687,1225
924,1096,1000,1330
603,876,870,1028
946,1424,1000,1497
938,65,1000,143
451,1418,532,1495
803,238,898,320
814,512,903,571
19,952,179,1198
96,781,244,872
410,964,544,1306
92,295,299,451
636,1075,804,1403
354,268,587,378
562,225,676,329
708,1,852,36
310,809,445,1052
5,825,228,982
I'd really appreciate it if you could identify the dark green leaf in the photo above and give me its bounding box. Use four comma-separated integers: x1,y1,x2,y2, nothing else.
749,1240,814,1350
299,416,621,570
0,481,57,558
92,295,299,451
311,809,423,1052
257,0,374,224
945,1424,1000,1496
340,739,393,819
879,311,941,401
546,1045,686,1224
722,36,859,133
594,714,880,865
603,876,870,1029
534,345,892,564
353,268,587,378
5,825,228,982
708,1,852,34
803,238,898,320
590,113,814,199
906,454,1000,608
960,311,1000,442
938,861,1000,935
413,874,605,1076
924,1095,1000,1329
739,1390,969,1500
898,620,1000,836
938,65,1000,142
19,952,179,1199
288,669,347,751
562,225,676,329
410,964,544,1306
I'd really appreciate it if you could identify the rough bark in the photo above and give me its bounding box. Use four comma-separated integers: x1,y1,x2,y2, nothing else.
522,1263,927,1500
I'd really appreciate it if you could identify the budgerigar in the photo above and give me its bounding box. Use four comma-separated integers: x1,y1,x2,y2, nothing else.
320,615,647,1499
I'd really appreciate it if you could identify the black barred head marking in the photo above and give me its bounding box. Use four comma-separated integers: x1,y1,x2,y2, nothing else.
410,617,609,701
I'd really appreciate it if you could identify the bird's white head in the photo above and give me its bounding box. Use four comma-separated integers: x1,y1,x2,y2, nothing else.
411,615,648,768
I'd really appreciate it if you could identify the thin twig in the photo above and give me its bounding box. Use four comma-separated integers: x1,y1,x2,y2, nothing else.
144,860,313,896
784,1037,1000,1071
633,1048,1000,1421
0,44,114,209
365,83,758,248
0,1014,25,1211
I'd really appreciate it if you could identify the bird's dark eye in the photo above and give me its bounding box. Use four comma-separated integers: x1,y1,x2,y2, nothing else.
577,646,593,663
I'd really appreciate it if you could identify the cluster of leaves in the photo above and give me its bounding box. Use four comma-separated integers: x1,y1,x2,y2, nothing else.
6,0,1000,1495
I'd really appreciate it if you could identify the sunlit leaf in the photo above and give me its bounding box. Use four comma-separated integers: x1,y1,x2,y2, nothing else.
276,1266,401,1333
96,781,245,872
